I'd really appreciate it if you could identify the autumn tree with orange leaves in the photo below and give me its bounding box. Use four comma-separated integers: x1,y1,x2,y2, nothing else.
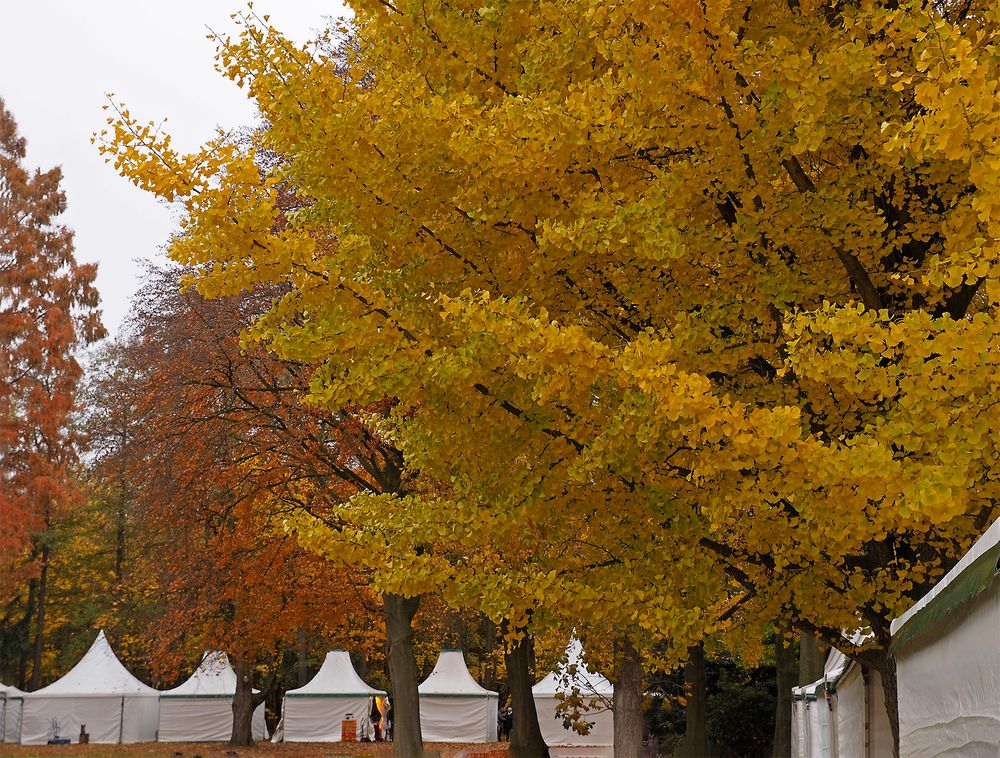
0,98,104,687
92,265,389,745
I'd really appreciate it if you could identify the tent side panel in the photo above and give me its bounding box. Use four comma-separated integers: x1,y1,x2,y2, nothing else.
807,700,821,758
807,694,834,758
418,696,493,742
2,697,21,743
834,667,864,758
533,695,612,747
18,696,124,744
897,586,1000,758
121,695,159,743
158,697,233,742
157,697,265,742
281,695,369,742
868,670,893,758
791,698,806,758
801,699,814,758
484,694,498,743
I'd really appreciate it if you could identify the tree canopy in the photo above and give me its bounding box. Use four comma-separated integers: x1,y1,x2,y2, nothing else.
0,97,104,686
95,1,1000,752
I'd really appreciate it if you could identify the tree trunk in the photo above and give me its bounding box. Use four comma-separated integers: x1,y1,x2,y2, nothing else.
17,575,38,688
28,544,49,689
230,657,256,746
613,637,643,758
482,617,497,691
114,485,127,583
798,633,824,685
503,626,549,758
297,625,308,687
870,651,900,758
682,643,707,758
384,592,423,757
772,632,797,758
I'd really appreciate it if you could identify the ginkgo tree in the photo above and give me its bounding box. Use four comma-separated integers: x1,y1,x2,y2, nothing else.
101,1,1000,754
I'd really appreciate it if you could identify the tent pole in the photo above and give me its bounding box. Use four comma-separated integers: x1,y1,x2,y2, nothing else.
863,668,871,758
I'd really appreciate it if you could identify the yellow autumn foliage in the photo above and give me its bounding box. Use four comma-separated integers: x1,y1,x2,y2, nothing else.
99,1,1000,739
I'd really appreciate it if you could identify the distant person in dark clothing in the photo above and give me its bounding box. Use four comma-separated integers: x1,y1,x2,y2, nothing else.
502,706,513,741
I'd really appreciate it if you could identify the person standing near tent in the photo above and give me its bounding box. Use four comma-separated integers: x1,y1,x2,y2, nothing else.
502,706,513,741
384,697,393,741
369,696,382,741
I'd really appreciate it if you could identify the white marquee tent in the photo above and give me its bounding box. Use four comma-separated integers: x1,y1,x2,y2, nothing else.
10,629,159,744
890,517,1000,758
157,651,266,742
418,649,498,743
791,642,893,758
532,639,614,751
277,649,386,742
793,520,1000,758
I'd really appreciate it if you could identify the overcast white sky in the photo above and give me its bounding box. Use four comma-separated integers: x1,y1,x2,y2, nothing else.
1,1,349,337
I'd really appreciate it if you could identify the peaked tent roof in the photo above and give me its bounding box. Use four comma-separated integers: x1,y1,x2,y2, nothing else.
285,650,386,697
29,630,156,696
890,516,1000,650
532,639,614,698
792,630,871,701
161,651,241,697
419,649,497,697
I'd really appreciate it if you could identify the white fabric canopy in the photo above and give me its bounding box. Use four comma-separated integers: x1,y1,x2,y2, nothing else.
890,517,1000,757
278,650,386,742
14,630,158,744
532,639,614,749
418,649,498,742
157,651,266,742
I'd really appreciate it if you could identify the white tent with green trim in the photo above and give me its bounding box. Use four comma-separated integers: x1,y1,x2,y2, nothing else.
11,629,159,744
791,650,845,758
890,517,1000,757
418,649,498,743
791,641,893,758
532,639,614,750
157,651,266,742
276,650,386,742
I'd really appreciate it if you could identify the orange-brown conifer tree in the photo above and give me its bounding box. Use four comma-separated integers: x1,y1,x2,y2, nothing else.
0,98,104,686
